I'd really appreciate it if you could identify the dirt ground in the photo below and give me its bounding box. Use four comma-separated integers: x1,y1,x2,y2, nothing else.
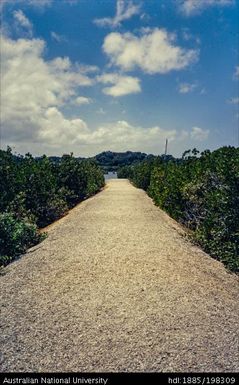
0,179,238,372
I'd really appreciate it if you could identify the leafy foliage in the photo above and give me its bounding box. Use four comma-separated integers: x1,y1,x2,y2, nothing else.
0,213,44,266
94,151,157,172
0,148,105,266
118,147,239,272
46,151,159,173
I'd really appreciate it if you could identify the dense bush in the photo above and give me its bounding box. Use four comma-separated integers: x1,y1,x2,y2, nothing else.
0,148,105,266
57,155,104,206
118,147,239,272
0,213,44,266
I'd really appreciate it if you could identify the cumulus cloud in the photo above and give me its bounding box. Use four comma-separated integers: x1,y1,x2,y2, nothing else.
1,35,94,147
94,0,141,28
38,107,89,145
5,114,185,156
103,29,198,74
178,82,197,94
190,126,209,141
62,121,208,156
97,73,141,97
179,0,234,16
72,120,178,155
74,96,92,105
1,35,209,156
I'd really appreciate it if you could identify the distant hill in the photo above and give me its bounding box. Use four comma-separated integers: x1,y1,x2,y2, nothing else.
93,151,156,171
12,150,175,171
36,151,176,171
47,151,157,171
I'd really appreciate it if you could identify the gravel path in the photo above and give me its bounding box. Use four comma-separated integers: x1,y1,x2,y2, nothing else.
0,179,238,372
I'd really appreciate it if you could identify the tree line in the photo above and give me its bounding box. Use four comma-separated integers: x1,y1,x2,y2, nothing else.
44,151,156,173
118,146,239,273
0,148,105,267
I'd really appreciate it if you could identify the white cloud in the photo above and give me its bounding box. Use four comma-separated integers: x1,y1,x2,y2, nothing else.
54,121,208,156
1,35,94,147
49,56,71,71
0,35,209,157
79,65,99,75
91,121,175,145
74,96,92,105
51,31,66,43
38,107,89,145
13,9,33,36
22,117,188,155
94,0,141,28
178,82,197,94
103,29,198,74
190,126,209,141
13,10,32,29
97,73,141,97
179,0,234,16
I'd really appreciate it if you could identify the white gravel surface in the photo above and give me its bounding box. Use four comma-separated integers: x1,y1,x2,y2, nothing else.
0,179,238,372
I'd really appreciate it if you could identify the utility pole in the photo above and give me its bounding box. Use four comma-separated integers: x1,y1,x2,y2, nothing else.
164,138,168,156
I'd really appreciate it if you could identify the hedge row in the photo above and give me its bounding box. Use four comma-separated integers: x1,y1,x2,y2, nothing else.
0,148,105,266
118,147,239,272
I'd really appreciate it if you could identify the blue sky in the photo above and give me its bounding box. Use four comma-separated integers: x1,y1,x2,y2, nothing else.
1,0,238,156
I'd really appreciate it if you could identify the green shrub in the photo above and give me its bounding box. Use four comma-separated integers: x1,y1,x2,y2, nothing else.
35,195,69,227
0,213,45,266
57,155,104,205
0,148,105,266
7,191,36,223
0,147,22,212
120,147,239,273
